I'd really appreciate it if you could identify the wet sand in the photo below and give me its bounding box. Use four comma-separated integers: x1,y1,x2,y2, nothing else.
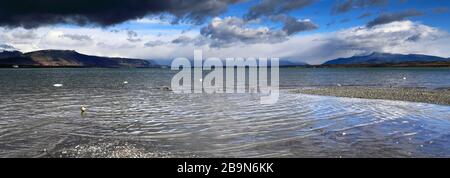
293,86,450,106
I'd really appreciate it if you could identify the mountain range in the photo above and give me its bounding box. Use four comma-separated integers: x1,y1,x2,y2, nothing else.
322,52,450,67
0,50,158,68
1,50,449,68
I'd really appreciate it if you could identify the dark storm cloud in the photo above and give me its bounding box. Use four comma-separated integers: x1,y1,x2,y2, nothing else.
244,0,316,20
332,0,388,14
244,0,318,35
282,19,318,35
270,15,318,35
0,0,242,28
243,1,319,34
366,9,423,28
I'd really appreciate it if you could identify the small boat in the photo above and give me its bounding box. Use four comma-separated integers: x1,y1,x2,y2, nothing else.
12,65,19,68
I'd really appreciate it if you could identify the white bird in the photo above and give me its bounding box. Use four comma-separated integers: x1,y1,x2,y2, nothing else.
80,106,87,113
53,84,63,87
337,83,342,87
123,81,128,84
403,77,407,80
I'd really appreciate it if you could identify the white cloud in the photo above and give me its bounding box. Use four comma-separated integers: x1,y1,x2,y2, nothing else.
194,20,450,64
1,20,449,64
199,17,288,47
317,20,450,61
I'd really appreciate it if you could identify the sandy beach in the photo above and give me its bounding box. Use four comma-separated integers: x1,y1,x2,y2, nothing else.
293,86,450,106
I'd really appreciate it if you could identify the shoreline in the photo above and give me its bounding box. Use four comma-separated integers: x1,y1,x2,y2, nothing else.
293,86,450,106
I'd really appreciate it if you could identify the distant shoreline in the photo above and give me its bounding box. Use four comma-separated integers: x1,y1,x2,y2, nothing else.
312,62,450,68
0,66,161,69
305,61,450,68
1,64,450,68
293,86,450,106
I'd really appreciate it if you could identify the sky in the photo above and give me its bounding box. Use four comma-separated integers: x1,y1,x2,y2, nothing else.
0,0,449,64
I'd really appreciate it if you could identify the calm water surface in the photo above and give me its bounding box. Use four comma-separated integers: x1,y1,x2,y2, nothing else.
0,68,449,157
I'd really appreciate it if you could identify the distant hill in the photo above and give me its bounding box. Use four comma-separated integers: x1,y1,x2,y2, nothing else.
0,50,159,68
279,60,309,67
323,52,450,67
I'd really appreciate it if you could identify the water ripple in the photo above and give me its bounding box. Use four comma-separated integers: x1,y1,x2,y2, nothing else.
0,68,449,157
